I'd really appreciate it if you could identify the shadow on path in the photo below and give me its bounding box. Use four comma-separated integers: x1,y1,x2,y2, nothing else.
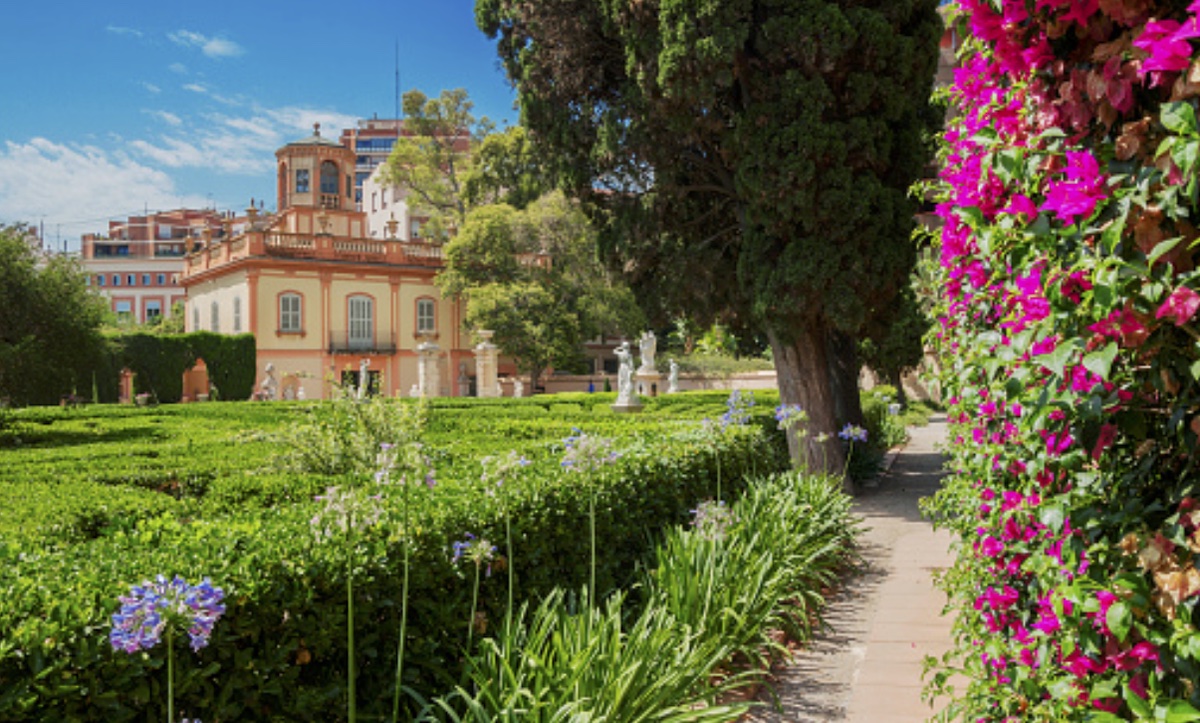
745,416,952,723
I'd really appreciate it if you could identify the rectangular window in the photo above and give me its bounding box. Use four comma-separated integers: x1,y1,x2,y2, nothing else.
348,296,373,349
233,297,242,333
146,300,162,320
157,273,166,285
142,274,151,286
296,169,310,193
115,300,133,320
192,306,199,332
210,302,219,333
113,274,121,286
417,299,435,334
98,275,106,287
127,274,135,286
280,294,302,332
410,219,421,239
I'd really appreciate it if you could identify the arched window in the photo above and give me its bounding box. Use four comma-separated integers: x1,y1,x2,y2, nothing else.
348,295,373,349
233,296,242,333
210,301,220,333
320,160,339,195
417,298,436,334
279,293,302,333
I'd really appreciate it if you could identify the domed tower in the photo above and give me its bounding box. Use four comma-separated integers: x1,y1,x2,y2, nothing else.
274,123,366,237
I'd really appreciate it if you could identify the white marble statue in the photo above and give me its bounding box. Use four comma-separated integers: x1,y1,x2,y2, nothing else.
356,358,371,400
257,363,278,401
513,379,524,397
638,331,657,373
409,384,421,398
615,341,635,404
495,379,504,397
668,358,680,394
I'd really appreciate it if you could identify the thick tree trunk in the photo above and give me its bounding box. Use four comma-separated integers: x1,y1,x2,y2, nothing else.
828,330,865,429
767,323,850,492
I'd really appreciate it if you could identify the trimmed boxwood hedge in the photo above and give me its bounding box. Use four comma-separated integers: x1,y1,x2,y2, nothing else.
0,395,787,721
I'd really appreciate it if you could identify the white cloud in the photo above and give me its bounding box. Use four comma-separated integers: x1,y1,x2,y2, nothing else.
106,25,142,38
0,138,209,233
168,29,245,59
183,83,208,94
144,110,183,126
142,82,161,94
128,103,357,176
169,62,188,75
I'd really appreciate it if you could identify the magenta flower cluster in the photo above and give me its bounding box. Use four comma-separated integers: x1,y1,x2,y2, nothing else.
110,575,226,654
932,0,1200,717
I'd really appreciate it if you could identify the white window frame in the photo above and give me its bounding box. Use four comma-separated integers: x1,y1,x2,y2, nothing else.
417,298,436,334
210,301,219,333
233,297,242,333
279,293,302,333
348,295,373,349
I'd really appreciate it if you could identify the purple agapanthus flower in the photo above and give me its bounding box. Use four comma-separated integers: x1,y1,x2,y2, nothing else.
561,429,619,473
110,575,226,654
721,389,756,427
838,424,868,444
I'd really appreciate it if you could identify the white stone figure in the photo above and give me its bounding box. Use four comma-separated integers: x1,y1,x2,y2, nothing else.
356,358,371,400
297,385,306,401
638,331,657,373
258,363,278,401
615,341,635,404
668,358,680,394
513,379,524,397
495,379,504,397
409,384,421,398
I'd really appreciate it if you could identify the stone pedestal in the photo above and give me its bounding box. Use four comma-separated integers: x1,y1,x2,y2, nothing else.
474,330,499,398
636,370,662,398
610,399,644,413
417,339,441,398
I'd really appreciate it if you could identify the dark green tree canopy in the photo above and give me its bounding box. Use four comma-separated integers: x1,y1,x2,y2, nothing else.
477,0,941,472
0,226,109,406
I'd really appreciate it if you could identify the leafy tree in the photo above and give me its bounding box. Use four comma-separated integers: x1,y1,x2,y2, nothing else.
0,225,109,405
476,0,942,473
379,88,491,240
463,126,551,211
441,192,644,390
858,284,927,405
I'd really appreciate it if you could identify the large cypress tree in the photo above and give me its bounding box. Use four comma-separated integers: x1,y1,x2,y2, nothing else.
476,0,942,473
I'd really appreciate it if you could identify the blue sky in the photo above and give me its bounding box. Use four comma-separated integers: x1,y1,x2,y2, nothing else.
0,0,518,251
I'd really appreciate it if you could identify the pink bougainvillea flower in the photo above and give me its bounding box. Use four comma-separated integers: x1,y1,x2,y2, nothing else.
1155,286,1200,326
1091,423,1118,461
1134,20,1193,75
1002,193,1038,223
1041,150,1108,224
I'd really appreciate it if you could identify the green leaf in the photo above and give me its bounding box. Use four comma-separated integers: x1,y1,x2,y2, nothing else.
1190,359,1200,382
1083,343,1118,381
1106,600,1132,642
1043,340,1078,378
1164,699,1200,723
1124,684,1152,719
1162,101,1199,135
1148,237,1185,266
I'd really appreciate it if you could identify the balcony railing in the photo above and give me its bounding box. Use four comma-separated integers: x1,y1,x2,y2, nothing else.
327,331,397,355
180,231,446,279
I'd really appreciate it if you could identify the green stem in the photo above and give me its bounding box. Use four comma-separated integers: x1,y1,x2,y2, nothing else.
589,492,596,603
505,508,514,633
715,446,722,503
166,628,174,723
467,563,480,655
392,486,411,723
348,539,356,723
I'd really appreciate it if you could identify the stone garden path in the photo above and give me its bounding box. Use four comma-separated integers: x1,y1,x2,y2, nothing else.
745,416,956,723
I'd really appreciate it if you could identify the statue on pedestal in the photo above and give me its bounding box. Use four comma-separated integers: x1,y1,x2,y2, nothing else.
615,341,635,404
668,359,680,394
513,379,524,397
356,358,370,400
638,331,657,373
255,363,278,401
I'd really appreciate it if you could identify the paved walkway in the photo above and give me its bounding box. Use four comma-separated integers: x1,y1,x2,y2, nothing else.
746,416,955,722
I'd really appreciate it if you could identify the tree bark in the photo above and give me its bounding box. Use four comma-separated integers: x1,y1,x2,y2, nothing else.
828,330,865,430
768,323,850,492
